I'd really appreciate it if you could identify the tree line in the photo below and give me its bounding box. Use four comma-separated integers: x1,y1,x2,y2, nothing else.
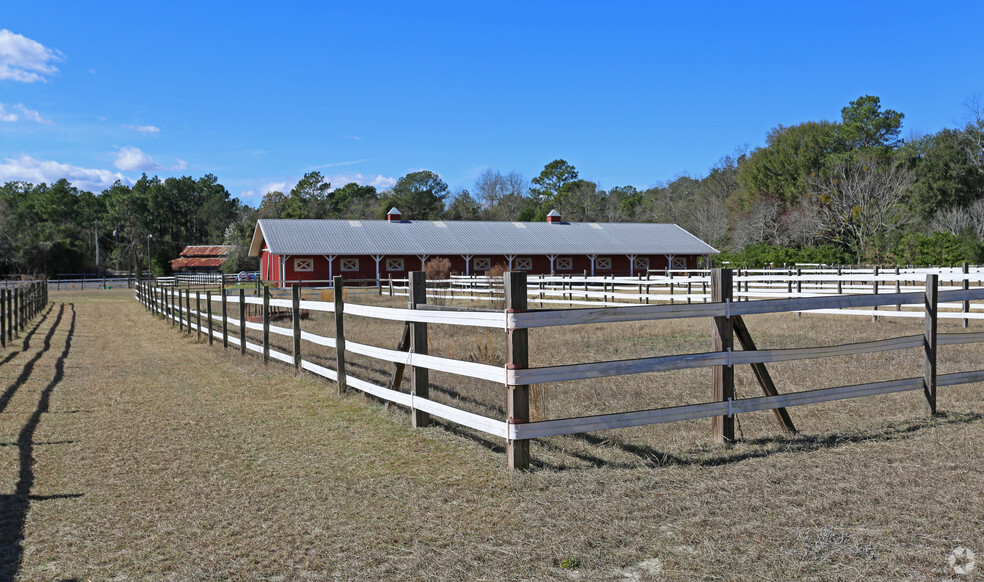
3,94,984,276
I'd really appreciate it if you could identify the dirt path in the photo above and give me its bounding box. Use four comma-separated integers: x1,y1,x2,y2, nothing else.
0,289,982,580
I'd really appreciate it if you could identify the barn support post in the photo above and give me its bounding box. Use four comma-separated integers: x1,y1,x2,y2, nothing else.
711,268,735,444
505,271,531,469
206,291,214,346
333,276,347,394
262,286,270,364
292,284,301,373
221,289,228,349
409,272,429,428
924,274,938,416
238,289,246,356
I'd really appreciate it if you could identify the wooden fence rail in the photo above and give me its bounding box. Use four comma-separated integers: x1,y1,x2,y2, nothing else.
0,279,49,350
135,269,984,470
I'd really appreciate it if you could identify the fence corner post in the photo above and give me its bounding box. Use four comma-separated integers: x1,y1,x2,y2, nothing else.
262,286,270,364
924,274,938,416
712,268,735,444
409,271,429,428
333,276,347,394
292,284,301,374
504,270,531,469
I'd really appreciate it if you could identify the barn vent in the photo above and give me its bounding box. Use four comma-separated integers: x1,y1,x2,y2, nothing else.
387,207,402,222
546,209,562,224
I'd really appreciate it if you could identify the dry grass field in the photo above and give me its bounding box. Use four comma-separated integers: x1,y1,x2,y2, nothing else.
0,286,982,580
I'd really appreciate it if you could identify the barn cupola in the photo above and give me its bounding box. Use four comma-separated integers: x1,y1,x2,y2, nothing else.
546,209,562,224
387,207,402,222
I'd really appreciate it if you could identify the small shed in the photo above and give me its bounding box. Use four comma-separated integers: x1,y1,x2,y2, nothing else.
170,245,233,273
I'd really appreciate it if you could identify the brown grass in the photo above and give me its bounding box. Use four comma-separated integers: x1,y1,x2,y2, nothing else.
1,287,982,580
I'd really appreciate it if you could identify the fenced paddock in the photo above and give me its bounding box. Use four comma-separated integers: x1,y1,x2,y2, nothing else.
135,268,984,470
1,279,48,350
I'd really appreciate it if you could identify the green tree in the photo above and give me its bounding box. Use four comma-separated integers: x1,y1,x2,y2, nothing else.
283,171,332,218
530,159,578,210
907,128,984,220
383,171,448,220
444,190,481,220
330,182,379,218
838,95,904,151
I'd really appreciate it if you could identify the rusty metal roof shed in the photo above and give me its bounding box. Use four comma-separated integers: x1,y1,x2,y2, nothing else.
249,219,718,258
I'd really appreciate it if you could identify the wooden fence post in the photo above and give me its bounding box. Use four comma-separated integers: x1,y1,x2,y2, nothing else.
409,272,429,427
292,284,301,373
221,290,228,349
333,276,347,394
1,289,6,349
962,262,970,328
505,271,531,469
924,274,938,416
239,289,246,356
895,266,901,311
7,286,13,344
196,291,202,342
206,291,214,346
262,286,270,364
186,290,192,336
712,268,735,444
872,265,879,323
13,288,19,337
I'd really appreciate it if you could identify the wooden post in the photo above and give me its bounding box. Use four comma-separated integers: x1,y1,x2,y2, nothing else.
206,291,214,346
505,271,531,469
796,268,802,318
239,289,246,356
333,276,347,394
186,290,193,335
924,274,938,416
13,288,19,337
962,262,970,328
7,286,13,343
872,265,879,323
292,284,301,373
262,286,270,364
895,266,901,311
837,267,843,294
732,316,796,433
1,289,6,349
409,272,429,427
178,289,184,332
711,268,735,444
221,290,228,349
196,291,202,342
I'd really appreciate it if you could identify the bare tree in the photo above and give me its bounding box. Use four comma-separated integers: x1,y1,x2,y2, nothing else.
811,155,915,261
730,197,783,248
474,169,528,220
930,206,972,235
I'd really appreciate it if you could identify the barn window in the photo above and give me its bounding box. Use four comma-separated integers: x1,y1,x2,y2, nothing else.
293,257,314,272
341,258,359,272
633,257,649,270
386,258,404,271
473,257,491,272
515,257,533,271
556,256,573,271
595,257,612,270
671,256,687,270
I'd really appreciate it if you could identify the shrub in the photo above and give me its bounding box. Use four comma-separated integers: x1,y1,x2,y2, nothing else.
425,257,452,281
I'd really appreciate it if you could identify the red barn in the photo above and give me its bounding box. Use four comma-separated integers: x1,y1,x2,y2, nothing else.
170,245,233,273
248,208,718,286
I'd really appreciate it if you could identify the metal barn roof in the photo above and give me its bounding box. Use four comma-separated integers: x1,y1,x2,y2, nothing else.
249,219,718,258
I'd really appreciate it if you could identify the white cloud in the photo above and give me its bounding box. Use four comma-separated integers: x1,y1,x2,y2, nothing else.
0,155,128,191
0,29,62,83
124,124,160,136
114,146,161,172
262,181,289,194
0,102,49,123
173,159,188,171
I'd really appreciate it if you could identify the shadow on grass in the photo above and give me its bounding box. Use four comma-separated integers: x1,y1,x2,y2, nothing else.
539,410,984,471
0,303,81,582
0,303,55,368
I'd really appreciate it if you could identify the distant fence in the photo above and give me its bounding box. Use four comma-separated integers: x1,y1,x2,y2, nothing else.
135,269,984,470
1,280,48,350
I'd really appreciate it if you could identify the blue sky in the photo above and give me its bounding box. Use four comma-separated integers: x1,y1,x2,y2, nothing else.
2,1,983,205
